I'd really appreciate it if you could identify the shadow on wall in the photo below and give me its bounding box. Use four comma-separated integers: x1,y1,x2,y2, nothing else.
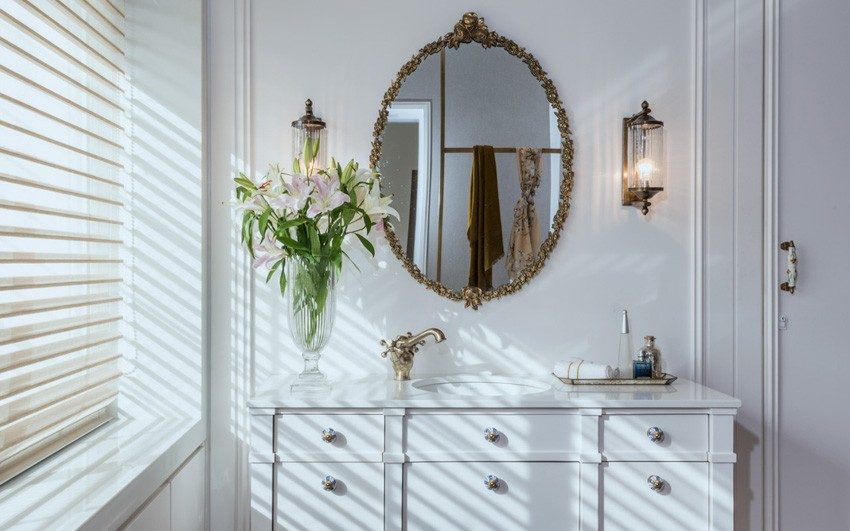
243,0,696,385
121,82,203,423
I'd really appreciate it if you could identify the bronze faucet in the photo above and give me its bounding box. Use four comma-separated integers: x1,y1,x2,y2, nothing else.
380,328,446,381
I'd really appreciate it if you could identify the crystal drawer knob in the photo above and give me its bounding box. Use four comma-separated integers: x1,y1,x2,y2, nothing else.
647,475,665,492
321,428,337,443
646,426,664,442
322,475,337,491
484,474,501,490
484,427,500,443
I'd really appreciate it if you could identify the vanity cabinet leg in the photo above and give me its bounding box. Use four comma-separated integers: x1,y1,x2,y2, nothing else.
709,409,736,531
385,463,403,531
384,408,405,530
250,463,274,531
579,463,601,531
709,462,734,531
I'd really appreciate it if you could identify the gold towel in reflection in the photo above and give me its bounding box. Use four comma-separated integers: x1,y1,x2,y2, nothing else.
467,145,504,290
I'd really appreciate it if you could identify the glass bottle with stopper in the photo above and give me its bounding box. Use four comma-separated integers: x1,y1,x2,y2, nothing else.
633,335,660,378
617,310,633,379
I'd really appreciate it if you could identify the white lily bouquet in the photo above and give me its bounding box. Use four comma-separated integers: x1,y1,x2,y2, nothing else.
234,147,397,390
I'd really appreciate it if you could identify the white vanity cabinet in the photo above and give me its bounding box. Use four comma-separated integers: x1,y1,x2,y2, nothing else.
249,378,739,530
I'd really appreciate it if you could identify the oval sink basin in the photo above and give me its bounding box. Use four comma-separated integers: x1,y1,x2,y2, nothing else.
412,375,550,397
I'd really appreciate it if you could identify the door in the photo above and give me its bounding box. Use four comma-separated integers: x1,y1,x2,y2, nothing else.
777,1,850,528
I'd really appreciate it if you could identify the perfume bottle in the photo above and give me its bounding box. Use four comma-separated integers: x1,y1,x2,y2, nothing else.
617,310,633,379
633,335,659,378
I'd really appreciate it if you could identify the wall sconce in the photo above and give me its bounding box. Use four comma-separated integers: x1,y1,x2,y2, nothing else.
622,100,665,215
291,99,327,172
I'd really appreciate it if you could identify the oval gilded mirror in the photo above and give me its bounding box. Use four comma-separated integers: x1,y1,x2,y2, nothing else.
370,12,574,309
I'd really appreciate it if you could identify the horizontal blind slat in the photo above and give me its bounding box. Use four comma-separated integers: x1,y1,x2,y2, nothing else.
0,225,122,243
0,313,121,346
0,120,123,167
0,352,120,399
0,252,120,264
79,0,123,37
14,0,125,73
0,94,122,148
0,146,123,187
0,199,121,224
0,368,120,434
0,276,121,291
0,407,113,485
101,0,123,19
0,173,123,206
0,8,121,91
52,0,123,55
0,331,121,371
0,385,117,460
0,293,121,318
0,37,121,109
0,65,123,130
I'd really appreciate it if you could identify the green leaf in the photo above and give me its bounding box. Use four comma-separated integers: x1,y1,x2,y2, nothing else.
293,157,301,174
310,136,320,161
276,218,306,231
258,210,270,235
302,137,312,163
234,175,256,189
278,265,287,295
356,233,375,256
265,258,283,283
342,250,361,272
308,225,321,256
280,234,309,252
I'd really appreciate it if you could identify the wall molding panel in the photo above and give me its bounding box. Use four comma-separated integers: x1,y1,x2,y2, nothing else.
209,0,255,529
208,2,768,529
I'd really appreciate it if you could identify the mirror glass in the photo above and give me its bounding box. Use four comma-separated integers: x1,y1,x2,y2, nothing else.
379,44,563,293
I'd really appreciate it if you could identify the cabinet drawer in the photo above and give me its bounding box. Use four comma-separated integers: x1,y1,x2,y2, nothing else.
406,411,579,459
276,462,383,530
275,413,384,458
602,413,708,459
406,461,579,531
602,461,709,530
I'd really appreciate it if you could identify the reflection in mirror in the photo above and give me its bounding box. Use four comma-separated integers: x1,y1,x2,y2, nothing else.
380,45,562,293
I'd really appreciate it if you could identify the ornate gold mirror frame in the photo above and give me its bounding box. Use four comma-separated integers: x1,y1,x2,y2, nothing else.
370,12,574,309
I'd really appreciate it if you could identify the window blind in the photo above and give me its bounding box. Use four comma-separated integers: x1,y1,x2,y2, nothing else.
0,0,125,485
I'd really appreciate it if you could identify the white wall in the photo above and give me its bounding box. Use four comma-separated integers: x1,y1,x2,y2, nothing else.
246,0,696,377
123,0,204,425
209,1,765,529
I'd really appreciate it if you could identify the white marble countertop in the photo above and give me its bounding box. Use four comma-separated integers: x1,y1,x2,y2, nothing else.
249,374,741,410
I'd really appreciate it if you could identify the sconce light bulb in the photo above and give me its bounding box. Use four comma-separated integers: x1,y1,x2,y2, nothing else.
635,157,655,178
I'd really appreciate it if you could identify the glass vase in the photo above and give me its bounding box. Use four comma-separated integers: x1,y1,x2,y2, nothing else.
286,256,337,393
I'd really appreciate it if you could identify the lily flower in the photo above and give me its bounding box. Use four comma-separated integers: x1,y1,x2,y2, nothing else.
233,192,267,215
356,181,399,229
307,174,348,218
270,172,312,214
252,232,285,269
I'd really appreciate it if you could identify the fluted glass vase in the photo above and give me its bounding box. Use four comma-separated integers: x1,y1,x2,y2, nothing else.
286,256,337,393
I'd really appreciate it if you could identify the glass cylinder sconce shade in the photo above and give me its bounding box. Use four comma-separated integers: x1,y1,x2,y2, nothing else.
623,101,665,215
292,99,327,174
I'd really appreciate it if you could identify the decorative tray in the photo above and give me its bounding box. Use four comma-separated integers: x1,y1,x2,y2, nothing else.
553,373,677,385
